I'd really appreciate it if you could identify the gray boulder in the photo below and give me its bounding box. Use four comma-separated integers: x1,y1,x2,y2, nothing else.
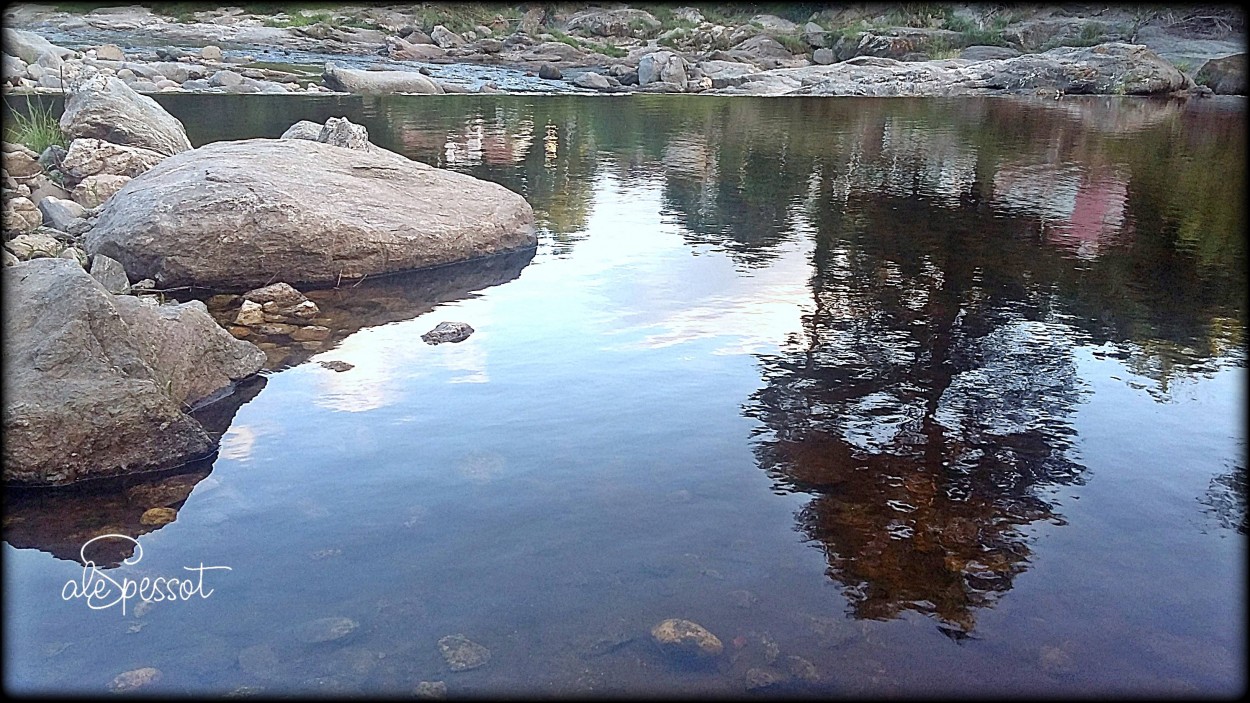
280,120,324,140
86,138,536,289
572,71,611,90
1196,53,1245,95
70,174,131,208
1,28,75,65
322,62,444,95
3,258,264,486
59,75,192,156
318,117,370,150
564,8,661,38
638,51,688,86
421,321,474,344
430,25,465,48
538,63,562,80
36,195,86,231
960,45,1021,61
2,196,42,234
88,252,130,293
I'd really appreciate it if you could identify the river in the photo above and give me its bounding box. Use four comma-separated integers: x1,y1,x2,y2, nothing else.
3,92,1245,696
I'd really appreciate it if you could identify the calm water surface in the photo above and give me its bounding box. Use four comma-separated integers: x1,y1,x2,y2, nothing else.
4,93,1245,697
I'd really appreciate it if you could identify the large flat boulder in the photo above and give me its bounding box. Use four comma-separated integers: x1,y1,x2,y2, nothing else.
322,62,444,95
86,138,536,289
59,75,192,156
3,258,264,486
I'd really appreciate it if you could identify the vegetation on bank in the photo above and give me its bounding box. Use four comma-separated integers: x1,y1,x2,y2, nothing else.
4,100,66,154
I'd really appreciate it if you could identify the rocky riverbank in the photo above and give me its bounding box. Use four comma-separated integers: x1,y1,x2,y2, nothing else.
2,4,1246,97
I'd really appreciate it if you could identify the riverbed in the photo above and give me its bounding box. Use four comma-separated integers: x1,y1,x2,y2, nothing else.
3,93,1245,696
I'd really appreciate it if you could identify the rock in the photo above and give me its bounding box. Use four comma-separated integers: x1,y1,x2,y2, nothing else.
3,148,42,179
59,76,191,156
296,616,358,644
430,25,464,49
783,655,820,683
322,62,444,95
565,8,661,38
140,506,177,526
88,252,130,294
387,36,447,61
319,360,353,372
2,196,42,233
244,282,305,307
812,48,834,65
421,321,474,344
744,667,786,691
3,258,259,486
70,173,131,208
59,245,88,268
751,14,799,33
86,138,536,289
108,667,162,693
38,144,66,172
3,249,19,266
1,28,75,65
61,138,167,179
201,45,223,61
2,52,27,84
538,63,562,80
960,45,1021,61
182,78,211,91
289,325,330,342
235,300,264,326
280,120,322,140
95,43,124,61
1196,53,1245,95
803,22,829,48
37,196,86,232
638,51,687,86
255,322,299,336
730,34,801,69
437,634,490,671
318,117,370,150
5,230,63,259
155,46,187,61
650,619,723,659
572,71,610,90
414,680,447,699
209,69,243,88
987,43,1187,95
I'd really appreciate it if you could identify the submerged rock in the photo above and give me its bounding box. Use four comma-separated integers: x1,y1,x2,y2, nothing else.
86,139,536,289
108,667,162,693
296,616,359,644
139,506,177,526
414,680,447,698
651,618,723,659
421,321,474,344
438,634,490,671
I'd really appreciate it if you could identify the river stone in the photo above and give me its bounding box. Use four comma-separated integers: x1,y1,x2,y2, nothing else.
323,62,443,95
5,231,63,259
650,619,723,659
1196,53,1245,95
573,71,611,90
421,321,474,344
235,300,264,326
297,616,359,644
414,680,447,699
37,195,86,231
744,666,787,691
3,196,43,234
60,245,88,268
243,281,305,306
61,138,166,179
59,75,192,156
201,45,223,61
71,173,131,208
2,28,75,65
109,667,162,692
430,25,464,49
89,252,130,293
318,117,370,150
638,51,688,86
86,139,536,289
140,506,177,526
437,634,490,671
538,63,561,80
209,69,243,88
3,147,42,178
113,295,267,409
94,43,124,61
812,48,834,65
280,120,323,140
3,260,211,485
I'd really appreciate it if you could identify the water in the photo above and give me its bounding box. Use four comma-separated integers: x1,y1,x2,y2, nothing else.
4,93,1245,697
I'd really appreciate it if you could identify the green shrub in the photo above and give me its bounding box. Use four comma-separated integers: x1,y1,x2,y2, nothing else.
4,99,65,154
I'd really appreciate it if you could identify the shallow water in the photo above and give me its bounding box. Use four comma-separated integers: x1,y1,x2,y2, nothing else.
4,93,1246,697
